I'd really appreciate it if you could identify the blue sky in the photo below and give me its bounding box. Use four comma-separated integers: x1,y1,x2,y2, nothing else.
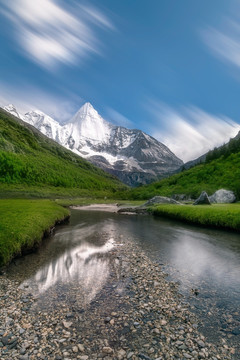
1,0,240,161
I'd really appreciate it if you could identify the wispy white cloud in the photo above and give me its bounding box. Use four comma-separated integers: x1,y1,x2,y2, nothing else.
200,0,240,70
0,83,82,123
146,101,240,162
201,21,240,68
105,107,133,127
0,0,114,69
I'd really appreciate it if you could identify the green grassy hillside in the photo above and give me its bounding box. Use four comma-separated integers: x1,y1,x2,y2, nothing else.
118,136,240,200
0,109,126,197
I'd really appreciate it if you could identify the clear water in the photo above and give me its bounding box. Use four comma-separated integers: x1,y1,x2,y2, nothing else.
7,209,240,349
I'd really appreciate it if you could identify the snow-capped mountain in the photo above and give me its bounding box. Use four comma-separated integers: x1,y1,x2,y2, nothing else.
4,104,23,120
3,102,183,186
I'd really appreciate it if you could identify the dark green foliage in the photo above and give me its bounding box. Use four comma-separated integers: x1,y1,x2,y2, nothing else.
205,134,240,163
0,109,126,196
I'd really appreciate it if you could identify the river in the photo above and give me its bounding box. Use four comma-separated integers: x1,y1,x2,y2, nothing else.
7,206,240,354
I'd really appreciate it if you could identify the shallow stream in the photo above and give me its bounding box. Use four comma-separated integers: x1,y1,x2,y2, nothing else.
7,207,240,352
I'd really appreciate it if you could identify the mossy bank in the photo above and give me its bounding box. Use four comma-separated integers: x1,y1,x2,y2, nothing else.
0,199,70,267
150,203,240,231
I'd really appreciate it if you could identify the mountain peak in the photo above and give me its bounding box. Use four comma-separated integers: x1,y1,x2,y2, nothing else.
4,103,16,111
81,102,94,111
3,103,22,119
24,109,60,126
67,102,112,143
71,102,99,123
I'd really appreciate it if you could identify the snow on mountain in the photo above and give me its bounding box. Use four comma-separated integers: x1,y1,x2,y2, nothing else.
67,102,112,143
24,110,65,144
3,102,183,186
3,104,24,120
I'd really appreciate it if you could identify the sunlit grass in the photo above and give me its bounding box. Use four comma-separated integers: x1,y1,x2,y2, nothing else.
151,203,240,231
0,199,69,267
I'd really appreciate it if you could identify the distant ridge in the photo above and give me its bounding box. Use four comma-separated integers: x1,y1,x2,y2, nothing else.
4,102,183,186
124,129,240,200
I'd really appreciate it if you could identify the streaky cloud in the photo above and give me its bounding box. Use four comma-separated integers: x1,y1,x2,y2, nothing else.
0,0,114,70
201,15,240,68
146,101,240,162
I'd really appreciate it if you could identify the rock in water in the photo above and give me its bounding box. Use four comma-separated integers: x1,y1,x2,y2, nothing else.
143,196,181,206
193,191,211,205
209,189,236,203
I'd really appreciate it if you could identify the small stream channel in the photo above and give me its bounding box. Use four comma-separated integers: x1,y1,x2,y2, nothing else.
7,207,240,353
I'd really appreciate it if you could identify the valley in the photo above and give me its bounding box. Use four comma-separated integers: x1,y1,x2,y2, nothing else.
2,2,240,359
1,105,240,359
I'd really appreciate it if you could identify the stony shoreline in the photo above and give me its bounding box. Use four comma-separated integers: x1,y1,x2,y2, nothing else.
0,235,236,360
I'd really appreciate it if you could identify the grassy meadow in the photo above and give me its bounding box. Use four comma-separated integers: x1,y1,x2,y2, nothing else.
150,203,240,231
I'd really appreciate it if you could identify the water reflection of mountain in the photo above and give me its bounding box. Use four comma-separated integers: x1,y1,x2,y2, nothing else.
20,221,115,306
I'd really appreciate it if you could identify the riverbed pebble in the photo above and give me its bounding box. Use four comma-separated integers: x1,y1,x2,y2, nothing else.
0,237,237,359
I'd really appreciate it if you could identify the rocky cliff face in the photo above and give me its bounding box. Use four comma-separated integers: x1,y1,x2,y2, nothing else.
3,102,183,186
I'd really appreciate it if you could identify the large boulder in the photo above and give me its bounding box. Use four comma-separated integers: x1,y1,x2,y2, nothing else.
209,189,236,204
193,191,211,205
143,196,181,206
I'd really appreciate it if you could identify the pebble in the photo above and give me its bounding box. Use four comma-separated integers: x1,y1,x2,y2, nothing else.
102,346,113,354
62,321,72,329
72,345,78,353
197,340,206,348
0,237,236,360
78,344,85,352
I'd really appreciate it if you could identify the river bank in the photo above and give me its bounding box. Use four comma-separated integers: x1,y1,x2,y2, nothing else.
3,198,240,269
117,203,240,232
0,199,70,267
0,232,236,359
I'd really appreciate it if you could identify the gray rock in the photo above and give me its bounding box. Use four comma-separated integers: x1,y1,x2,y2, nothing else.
183,353,192,359
193,191,211,205
104,317,111,323
232,327,240,335
19,355,29,360
1,336,9,345
19,328,25,335
197,340,205,348
138,354,152,360
127,352,134,359
209,189,236,203
8,339,18,349
20,348,26,355
171,194,191,201
143,196,182,206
